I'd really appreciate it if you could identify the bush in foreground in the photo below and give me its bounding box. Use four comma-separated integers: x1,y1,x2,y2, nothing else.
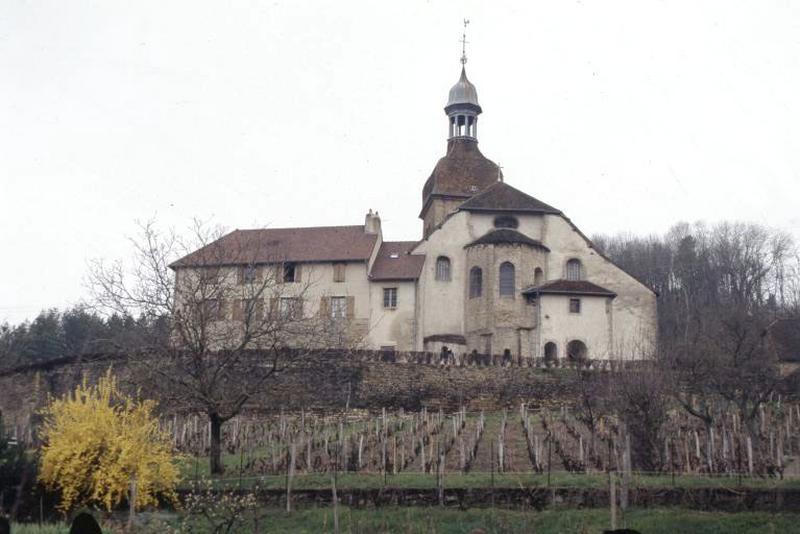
38,369,179,513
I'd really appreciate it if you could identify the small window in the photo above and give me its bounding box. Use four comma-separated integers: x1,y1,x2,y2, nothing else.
283,263,297,283
330,296,347,319
435,256,451,281
203,299,223,321
469,267,483,298
493,215,519,229
240,265,257,284
200,268,220,285
569,298,581,314
499,262,515,297
333,263,346,283
279,297,301,319
566,259,582,281
383,287,398,309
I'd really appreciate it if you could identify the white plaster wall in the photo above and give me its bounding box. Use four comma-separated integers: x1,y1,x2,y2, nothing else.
413,211,547,351
175,261,373,328
539,295,613,360
541,215,657,358
367,281,417,351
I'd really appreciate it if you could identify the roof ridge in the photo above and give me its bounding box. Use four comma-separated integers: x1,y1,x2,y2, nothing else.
236,224,365,232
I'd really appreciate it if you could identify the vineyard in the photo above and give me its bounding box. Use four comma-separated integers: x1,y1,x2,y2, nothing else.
164,400,800,491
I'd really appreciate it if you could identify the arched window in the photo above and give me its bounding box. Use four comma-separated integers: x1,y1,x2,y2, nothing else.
435,256,451,281
567,339,588,361
566,259,583,281
499,262,515,297
534,267,544,286
469,267,482,298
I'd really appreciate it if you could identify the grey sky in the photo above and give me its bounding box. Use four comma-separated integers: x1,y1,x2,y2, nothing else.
2,1,799,324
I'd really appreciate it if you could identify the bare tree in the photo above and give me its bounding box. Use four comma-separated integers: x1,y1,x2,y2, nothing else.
88,220,345,473
598,221,797,444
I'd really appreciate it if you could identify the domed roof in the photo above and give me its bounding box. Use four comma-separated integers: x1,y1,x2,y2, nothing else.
446,67,481,111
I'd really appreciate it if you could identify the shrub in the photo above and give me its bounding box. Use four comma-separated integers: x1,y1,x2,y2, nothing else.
38,369,179,512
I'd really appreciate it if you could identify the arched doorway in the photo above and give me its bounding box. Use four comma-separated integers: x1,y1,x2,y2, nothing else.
544,342,558,365
567,340,588,361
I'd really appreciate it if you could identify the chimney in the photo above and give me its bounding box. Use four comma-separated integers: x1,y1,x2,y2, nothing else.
365,209,381,235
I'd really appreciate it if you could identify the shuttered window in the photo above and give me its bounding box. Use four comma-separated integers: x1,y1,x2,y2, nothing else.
333,263,346,283
499,262,515,297
330,296,347,319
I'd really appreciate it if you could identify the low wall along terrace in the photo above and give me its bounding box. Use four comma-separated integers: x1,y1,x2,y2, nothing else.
0,349,586,439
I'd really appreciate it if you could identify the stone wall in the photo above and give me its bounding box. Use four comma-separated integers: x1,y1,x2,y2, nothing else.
0,350,584,440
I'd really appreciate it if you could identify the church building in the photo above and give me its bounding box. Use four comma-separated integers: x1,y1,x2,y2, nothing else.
172,62,657,362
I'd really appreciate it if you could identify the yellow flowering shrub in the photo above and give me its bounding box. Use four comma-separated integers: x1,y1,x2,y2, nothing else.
38,369,180,512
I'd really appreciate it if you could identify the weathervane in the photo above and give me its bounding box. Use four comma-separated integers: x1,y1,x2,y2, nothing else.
460,18,470,65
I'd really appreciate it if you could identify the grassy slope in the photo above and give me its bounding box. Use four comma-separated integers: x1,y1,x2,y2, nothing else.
14,508,800,534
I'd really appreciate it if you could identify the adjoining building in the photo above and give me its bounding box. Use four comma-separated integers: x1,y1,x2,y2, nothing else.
172,62,657,362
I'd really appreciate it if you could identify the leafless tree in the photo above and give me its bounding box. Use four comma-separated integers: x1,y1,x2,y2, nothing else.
597,221,797,442
88,219,350,473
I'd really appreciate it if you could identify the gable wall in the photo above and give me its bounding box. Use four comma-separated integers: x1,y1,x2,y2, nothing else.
542,215,657,358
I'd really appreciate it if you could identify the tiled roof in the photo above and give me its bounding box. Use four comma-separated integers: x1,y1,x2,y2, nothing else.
369,241,425,281
522,279,617,297
421,138,501,213
458,182,561,214
170,226,378,268
465,229,550,250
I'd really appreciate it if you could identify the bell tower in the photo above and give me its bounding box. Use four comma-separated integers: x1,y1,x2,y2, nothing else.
419,22,502,238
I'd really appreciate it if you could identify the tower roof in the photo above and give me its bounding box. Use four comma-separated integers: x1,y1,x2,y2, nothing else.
420,138,502,215
445,67,481,113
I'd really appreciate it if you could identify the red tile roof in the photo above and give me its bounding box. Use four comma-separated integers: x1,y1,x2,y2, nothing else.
458,182,561,214
369,241,425,281
170,226,378,268
420,138,501,216
522,279,617,297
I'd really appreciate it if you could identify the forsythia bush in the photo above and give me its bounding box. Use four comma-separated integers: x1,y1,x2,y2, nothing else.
38,369,180,512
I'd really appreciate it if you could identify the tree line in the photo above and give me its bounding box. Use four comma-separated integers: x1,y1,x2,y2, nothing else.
0,307,167,369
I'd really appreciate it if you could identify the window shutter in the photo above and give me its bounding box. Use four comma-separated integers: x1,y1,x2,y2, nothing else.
294,264,302,283
219,299,228,321
269,298,277,319
274,264,283,283
296,297,304,319
233,299,244,321
319,297,330,317
333,263,346,282
255,299,264,321
346,296,355,319
237,267,244,285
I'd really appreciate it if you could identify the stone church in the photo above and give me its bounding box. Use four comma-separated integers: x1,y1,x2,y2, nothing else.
173,64,657,362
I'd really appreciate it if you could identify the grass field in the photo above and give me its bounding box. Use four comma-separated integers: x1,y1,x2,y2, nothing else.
14,507,800,533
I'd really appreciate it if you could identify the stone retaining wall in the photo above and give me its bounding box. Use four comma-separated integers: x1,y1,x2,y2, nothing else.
0,349,584,439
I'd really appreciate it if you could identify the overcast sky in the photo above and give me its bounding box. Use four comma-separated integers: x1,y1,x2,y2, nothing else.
2,1,799,324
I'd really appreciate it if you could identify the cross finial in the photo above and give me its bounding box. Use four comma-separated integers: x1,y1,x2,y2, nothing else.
460,19,470,65
497,163,503,182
